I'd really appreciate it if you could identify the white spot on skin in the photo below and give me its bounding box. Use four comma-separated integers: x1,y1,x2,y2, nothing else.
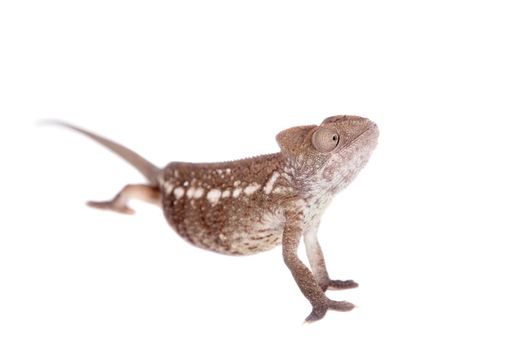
232,188,242,198
163,181,174,194
272,186,292,195
194,188,204,199
281,172,292,181
207,189,222,204
186,187,196,198
183,181,189,187
174,187,185,199
234,180,241,187
225,169,232,175
263,172,279,194
244,183,260,195
222,189,231,198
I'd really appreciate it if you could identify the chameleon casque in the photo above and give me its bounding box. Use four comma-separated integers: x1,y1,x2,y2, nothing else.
53,115,379,322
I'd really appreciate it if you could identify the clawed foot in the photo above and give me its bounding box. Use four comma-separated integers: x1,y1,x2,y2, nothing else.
328,279,359,290
87,200,135,215
320,279,359,291
304,299,355,323
84,184,160,215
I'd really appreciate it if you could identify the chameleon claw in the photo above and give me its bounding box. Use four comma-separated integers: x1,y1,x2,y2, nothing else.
304,307,328,323
328,279,359,290
85,184,159,216
87,200,135,215
304,299,356,323
328,300,355,312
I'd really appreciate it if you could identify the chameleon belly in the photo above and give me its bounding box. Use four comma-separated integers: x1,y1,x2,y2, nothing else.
159,155,291,255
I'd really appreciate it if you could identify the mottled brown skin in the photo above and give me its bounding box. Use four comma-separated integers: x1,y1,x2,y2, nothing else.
52,115,379,322
160,155,289,255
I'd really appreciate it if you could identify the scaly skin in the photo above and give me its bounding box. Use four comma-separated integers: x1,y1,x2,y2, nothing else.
52,115,379,322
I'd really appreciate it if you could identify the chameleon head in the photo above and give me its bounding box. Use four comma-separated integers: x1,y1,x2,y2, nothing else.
276,115,379,194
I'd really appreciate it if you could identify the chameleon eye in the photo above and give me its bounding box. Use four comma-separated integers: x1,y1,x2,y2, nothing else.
312,127,340,152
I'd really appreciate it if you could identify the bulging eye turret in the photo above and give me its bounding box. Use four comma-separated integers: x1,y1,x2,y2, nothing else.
312,127,340,152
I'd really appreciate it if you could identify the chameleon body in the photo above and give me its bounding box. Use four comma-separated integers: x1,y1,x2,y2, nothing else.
54,115,379,321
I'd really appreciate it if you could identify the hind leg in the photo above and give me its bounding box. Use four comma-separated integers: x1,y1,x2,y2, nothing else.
87,184,161,215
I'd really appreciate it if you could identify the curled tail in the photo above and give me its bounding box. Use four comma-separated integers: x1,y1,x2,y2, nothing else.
45,121,160,186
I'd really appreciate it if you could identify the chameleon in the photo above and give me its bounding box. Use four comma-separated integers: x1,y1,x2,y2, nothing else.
51,115,379,322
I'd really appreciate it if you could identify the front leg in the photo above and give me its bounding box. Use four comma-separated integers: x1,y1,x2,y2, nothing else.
282,210,355,322
304,225,359,291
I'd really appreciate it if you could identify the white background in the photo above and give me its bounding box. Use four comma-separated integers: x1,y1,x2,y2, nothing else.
1,1,524,349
